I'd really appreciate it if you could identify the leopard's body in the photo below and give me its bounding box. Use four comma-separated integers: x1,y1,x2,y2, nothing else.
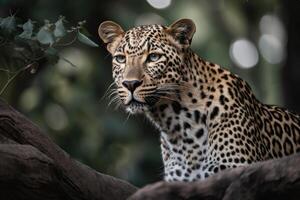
98,19,300,181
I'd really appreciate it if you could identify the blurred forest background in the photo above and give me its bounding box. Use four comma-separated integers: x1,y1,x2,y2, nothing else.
0,0,299,187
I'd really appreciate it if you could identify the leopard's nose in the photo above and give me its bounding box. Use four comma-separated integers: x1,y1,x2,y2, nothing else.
122,80,143,92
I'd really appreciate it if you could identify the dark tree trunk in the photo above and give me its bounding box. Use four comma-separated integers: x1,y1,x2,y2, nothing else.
0,99,300,200
282,0,300,113
0,99,137,200
130,153,300,200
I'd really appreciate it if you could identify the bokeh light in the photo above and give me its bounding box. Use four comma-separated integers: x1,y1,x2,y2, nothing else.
259,15,286,64
146,0,171,9
44,103,69,131
259,34,285,64
56,47,92,77
19,87,40,111
259,15,285,42
229,39,259,69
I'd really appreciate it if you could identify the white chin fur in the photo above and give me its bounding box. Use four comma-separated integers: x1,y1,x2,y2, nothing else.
126,105,147,114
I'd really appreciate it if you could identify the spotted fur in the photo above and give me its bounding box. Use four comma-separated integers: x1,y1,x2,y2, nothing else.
98,19,300,182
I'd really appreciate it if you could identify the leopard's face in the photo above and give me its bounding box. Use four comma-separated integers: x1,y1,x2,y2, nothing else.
98,19,196,113
111,25,185,113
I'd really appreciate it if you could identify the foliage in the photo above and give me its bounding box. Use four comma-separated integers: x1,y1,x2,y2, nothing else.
0,15,98,95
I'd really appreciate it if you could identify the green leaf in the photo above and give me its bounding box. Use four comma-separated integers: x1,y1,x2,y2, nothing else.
37,26,54,45
0,16,16,33
77,32,99,47
54,18,66,38
18,19,34,39
23,19,34,32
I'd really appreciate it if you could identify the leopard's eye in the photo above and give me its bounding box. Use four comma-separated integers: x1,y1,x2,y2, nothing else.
147,53,161,62
114,55,126,64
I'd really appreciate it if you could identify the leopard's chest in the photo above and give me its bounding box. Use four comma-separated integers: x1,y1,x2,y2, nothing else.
147,102,211,181
160,128,210,181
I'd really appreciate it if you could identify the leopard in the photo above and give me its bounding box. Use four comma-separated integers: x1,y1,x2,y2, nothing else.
98,18,300,182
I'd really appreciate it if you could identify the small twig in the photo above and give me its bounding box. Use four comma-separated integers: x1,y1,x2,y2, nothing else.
0,63,32,96
0,68,10,73
61,57,77,68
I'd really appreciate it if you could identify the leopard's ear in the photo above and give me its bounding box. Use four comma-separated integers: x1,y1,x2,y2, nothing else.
98,21,124,53
167,19,196,47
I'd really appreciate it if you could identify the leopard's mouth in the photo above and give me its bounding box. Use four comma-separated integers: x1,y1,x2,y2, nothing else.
125,99,148,113
124,94,161,113
122,91,161,113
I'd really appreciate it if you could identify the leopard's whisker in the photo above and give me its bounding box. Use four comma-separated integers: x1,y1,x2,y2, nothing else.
100,82,117,101
114,100,122,110
107,90,119,99
108,94,121,107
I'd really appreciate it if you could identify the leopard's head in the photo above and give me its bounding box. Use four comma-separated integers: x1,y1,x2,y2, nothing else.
98,19,196,113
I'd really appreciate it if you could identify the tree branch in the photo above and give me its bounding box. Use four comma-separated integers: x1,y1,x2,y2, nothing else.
129,152,300,200
1,98,299,200
0,99,137,200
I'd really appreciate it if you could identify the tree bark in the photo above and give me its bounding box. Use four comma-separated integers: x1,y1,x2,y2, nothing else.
0,99,137,200
130,153,300,200
0,98,300,200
